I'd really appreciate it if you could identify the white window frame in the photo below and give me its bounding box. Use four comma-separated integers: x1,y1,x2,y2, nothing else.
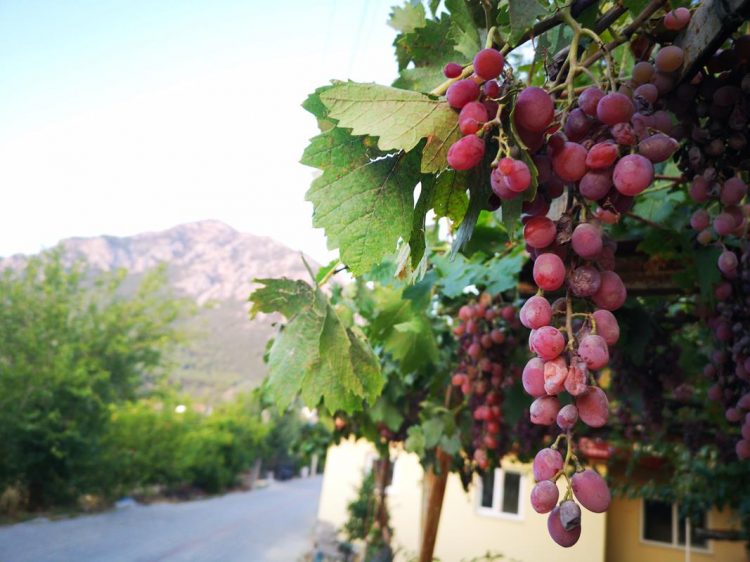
639,499,712,554
476,468,524,521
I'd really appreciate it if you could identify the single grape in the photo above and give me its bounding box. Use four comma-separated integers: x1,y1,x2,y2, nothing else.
718,250,738,274
515,87,554,132
443,62,462,79
446,79,480,109
544,356,568,395
714,213,737,236
579,169,613,201
533,447,564,481
578,86,604,117
490,169,520,200
592,309,619,345
516,124,545,153
597,93,634,125
520,295,553,329
664,7,690,30
523,357,546,397
737,440,750,460
610,123,637,146
571,223,603,259
613,154,654,196
565,359,589,396
638,133,679,163
591,271,627,311
533,253,566,291
586,142,619,170
552,142,588,182
524,217,557,249
689,177,710,202
569,265,602,297
571,469,611,513
498,157,531,192
720,177,748,206
576,386,609,427
557,404,579,430
633,83,659,104
548,506,582,547
577,334,610,370
531,480,559,514
563,108,592,141
690,209,710,231
530,396,561,426
651,72,675,95
484,80,501,98
655,45,685,73
532,326,566,360
447,135,485,170
632,61,655,84
473,48,505,80
458,101,489,135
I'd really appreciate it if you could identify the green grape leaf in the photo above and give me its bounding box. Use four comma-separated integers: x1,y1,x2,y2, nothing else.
249,278,384,413
451,166,491,256
405,425,426,456
388,0,426,33
445,0,481,58
320,81,460,173
422,417,445,448
508,0,550,45
433,170,469,224
305,139,421,276
440,433,462,455
485,249,527,294
501,197,522,232
370,397,406,431
394,16,455,70
410,175,436,268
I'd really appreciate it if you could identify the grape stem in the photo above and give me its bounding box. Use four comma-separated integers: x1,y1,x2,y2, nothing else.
565,292,575,351
430,65,475,97
318,262,343,286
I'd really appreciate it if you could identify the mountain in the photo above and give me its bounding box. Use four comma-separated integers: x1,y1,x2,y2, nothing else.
2,220,317,401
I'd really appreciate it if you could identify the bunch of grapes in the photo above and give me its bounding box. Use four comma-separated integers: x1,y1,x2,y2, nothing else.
451,293,523,471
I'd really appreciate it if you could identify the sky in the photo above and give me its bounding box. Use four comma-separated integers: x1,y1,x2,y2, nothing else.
0,0,402,262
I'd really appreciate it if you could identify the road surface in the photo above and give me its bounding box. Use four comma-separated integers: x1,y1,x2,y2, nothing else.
0,476,323,562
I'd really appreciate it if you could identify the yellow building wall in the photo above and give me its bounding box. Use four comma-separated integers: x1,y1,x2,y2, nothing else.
605,495,747,562
317,440,607,562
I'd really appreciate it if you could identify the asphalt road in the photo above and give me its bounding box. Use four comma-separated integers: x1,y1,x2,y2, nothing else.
0,476,323,562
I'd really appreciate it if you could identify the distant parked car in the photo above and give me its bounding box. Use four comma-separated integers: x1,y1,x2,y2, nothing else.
274,464,295,480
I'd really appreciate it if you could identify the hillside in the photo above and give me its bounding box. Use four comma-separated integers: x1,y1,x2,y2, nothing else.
2,220,317,400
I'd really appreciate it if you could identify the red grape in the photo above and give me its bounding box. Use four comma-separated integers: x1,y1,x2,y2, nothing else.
547,506,581,547
577,334,610,370
664,7,690,30
579,169,613,201
544,356,568,395
531,480,559,514
498,157,531,192
447,135,485,170
690,209,710,231
532,326,566,360
720,177,748,206
446,79,480,109
638,133,679,163
443,62,462,79
613,154,654,196
565,359,589,396
524,217,557,249
578,87,604,117
557,404,579,430
592,309,619,345
552,142,588,182
632,61,655,84
515,87,555,133
597,93,634,125
520,295,553,329
571,469,611,513
533,447,564,480
655,45,685,73
533,253,566,291
569,265,602,297
458,101,489,135
591,271,627,311
576,386,609,427
571,223,603,259
586,142,618,169
473,48,505,80
530,395,561,425
523,357,546,397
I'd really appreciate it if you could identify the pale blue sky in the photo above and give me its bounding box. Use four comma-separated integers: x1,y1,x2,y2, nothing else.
0,0,401,261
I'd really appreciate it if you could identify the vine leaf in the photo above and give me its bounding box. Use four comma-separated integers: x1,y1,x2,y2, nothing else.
320,82,460,173
388,0,426,34
432,170,469,224
445,0,481,58
249,278,384,413
508,0,550,45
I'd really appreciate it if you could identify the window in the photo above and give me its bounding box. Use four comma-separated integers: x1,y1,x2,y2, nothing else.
642,499,709,550
477,469,523,519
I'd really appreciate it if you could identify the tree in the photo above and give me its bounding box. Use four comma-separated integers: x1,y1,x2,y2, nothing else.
0,250,185,507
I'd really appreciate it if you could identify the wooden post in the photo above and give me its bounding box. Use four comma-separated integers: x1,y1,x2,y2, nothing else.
418,448,451,562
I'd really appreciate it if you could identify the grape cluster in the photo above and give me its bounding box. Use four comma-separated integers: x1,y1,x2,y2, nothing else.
451,293,522,471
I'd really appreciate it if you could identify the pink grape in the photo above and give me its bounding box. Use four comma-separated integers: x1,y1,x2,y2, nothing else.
557,404,579,430
578,87,604,117
597,93,634,125
520,295,553,329
490,169,520,200
473,48,504,80
576,386,609,427
571,223,603,259
718,250,738,274
690,209,710,231
565,359,589,396
443,62,462,78
515,87,554,132
632,61,655,84
548,506,582,547
446,79,480,109
638,133,679,163
524,217,557,249
544,356,568,395
714,212,737,236
569,265,602,297
564,108,592,141
533,253,566,291
592,309,619,345
552,142,588,182
447,135,485,170
613,154,654,196
531,480,560,514
579,169,613,201
572,469,611,513
458,101,489,135
530,395,561,425
737,440,750,460
484,80,501,98
532,326,566,360
655,45,685,73
523,357,546,397
689,176,710,202
577,334,610,370
634,83,659,104
592,271,627,311
498,157,531,192
721,177,748,206
611,122,637,146
586,142,619,169
664,7,690,30
533,447,564,481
